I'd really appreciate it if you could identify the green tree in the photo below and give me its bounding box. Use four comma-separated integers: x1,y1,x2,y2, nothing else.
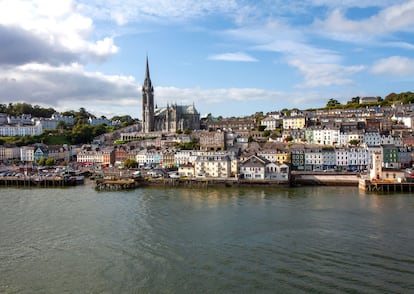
92,124,107,137
70,123,94,144
45,158,56,166
349,139,359,146
326,98,341,108
37,157,46,166
263,130,271,137
124,158,138,168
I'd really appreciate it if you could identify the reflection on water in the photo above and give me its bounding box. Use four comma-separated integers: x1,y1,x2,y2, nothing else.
0,185,414,293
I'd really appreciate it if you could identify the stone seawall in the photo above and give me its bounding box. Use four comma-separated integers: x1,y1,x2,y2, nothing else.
292,174,359,186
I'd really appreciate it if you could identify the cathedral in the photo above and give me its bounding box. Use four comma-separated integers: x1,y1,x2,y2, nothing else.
142,57,200,133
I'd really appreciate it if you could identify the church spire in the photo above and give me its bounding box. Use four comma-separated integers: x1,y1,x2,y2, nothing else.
142,55,154,133
143,55,152,90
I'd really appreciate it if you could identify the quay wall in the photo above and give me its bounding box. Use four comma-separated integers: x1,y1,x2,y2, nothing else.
291,174,359,186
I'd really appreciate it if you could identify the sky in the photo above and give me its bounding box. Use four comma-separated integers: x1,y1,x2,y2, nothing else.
0,0,414,119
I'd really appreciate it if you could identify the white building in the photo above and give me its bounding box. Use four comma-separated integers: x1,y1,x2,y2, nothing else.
261,116,279,131
194,154,231,178
0,121,42,136
20,146,35,162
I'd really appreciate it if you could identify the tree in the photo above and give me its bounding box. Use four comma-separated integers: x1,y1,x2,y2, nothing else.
124,158,138,168
37,157,46,166
45,158,56,166
70,123,94,144
349,139,359,146
326,98,341,108
263,130,271,137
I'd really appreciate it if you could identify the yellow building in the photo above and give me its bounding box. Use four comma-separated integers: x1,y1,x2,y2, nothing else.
282,116,306,130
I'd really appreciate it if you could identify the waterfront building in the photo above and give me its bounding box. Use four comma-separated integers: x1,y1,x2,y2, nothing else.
0,145,20,163
239,155,268,179
304,147,323,171
382,144,399,169
34,145,48,162
335,148,348,171
321,148,336,170
135,149,159,167
142,57,200,133
48,145,70,162
194,154,231,178
76,148,115,166
265,162,290,180
178,164,195,177
291,149,305,171
114,145,130,166
20,146,35,163
161,149,175,168
369,151,405,181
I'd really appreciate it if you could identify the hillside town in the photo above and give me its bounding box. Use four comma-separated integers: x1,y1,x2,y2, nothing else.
1,59,414,186
1,97,414,186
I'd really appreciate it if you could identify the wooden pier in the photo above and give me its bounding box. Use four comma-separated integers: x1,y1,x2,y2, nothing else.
359,178,414,192
0,176,84,188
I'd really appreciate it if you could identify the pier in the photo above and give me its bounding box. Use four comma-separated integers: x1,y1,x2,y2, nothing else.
359,178,414,192
95,178,141,190
0,175,84,188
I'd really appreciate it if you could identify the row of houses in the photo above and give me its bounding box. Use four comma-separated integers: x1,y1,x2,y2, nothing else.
0,144,73,163
291,145,412,171
0,113,122,136
75,142,412,176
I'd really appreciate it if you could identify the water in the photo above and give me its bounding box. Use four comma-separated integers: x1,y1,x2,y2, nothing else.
1,183,414,293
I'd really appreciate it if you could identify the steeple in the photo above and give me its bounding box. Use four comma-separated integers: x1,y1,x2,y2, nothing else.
142,55,154,133
143,55,153,90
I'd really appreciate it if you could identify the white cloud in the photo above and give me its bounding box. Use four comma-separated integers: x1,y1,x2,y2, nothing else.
313,1,414,42
208,52,258,62
371,56,414,76
0,63,139,116
288,59,365,88
0,0,118,65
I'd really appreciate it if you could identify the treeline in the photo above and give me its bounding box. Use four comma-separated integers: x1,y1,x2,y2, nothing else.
324,91,414,109
0,103,56,118
0,103,136,127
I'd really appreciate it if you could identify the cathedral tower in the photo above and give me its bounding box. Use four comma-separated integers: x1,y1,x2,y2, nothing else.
142,56,154,133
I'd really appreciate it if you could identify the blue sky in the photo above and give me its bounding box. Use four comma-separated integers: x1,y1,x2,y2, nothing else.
0,0,413,119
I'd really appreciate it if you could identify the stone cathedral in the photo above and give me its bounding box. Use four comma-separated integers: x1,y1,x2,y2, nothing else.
141,57,200,133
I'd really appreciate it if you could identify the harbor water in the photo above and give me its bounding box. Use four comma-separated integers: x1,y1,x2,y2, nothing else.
1,183,413,293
